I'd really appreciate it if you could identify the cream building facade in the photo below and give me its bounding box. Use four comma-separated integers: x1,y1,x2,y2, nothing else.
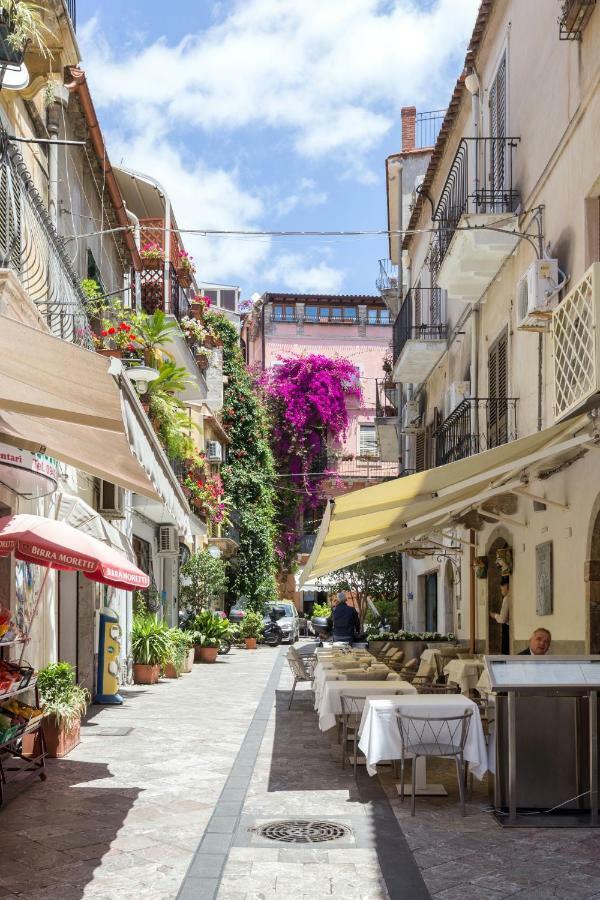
380,0,600,654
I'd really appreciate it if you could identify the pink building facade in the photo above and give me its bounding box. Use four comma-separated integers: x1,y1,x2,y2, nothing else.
241,293,399,609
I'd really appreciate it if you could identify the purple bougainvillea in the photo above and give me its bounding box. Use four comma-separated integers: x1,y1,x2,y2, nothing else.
260,355,362,567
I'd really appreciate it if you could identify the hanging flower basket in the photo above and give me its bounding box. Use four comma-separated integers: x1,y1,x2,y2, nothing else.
143,257,163,271
0,22,26,68
176,267,192,288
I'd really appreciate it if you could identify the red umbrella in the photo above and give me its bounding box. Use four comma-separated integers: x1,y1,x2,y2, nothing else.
0,514,149,591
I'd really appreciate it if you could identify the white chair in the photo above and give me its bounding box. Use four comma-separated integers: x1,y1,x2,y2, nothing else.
286,647,316,709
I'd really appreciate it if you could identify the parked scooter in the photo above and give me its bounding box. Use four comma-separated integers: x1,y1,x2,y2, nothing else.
262,612,283,647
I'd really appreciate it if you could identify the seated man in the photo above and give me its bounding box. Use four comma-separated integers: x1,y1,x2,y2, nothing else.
519,627,551,656
331,591,360,644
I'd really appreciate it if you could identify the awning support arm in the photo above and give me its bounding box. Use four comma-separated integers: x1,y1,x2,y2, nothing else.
512,487,568,510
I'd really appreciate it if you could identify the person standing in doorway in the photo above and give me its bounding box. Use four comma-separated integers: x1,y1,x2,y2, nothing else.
490,576,511,654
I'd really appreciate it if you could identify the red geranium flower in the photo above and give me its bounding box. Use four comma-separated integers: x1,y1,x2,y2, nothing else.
108,327,116,335
101,330,108,337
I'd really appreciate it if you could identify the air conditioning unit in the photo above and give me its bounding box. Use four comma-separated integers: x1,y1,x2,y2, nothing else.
98,480,125,518
445,381,470,418
158,525,179,556
206,440,223,462
516,259,560,331
402,399,423,434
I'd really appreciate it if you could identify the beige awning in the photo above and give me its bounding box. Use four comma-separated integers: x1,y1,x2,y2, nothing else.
301,413,594,584
54,492,136,562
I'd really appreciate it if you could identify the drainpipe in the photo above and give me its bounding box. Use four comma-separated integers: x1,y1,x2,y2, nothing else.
470,307,479,447
46,83,70,229
126,206,141,311
163,196,171,313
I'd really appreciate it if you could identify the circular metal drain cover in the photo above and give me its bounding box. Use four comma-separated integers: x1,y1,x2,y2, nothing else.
254,820,351,844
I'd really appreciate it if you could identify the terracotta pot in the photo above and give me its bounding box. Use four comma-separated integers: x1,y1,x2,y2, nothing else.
133,663,160,684
181,648,195,673
244,638,257,650
164,662,179,679
197,646,219,663
42,717,81,758
196,355,209,371
21,729,42,757
97,349,123,359
142,257,163,270
141,400,150,414
189,303,204,322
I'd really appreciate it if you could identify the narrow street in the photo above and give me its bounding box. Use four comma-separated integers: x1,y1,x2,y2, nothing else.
3,647,600,899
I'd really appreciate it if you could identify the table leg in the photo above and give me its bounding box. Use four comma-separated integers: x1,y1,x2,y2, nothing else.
395,756,448,797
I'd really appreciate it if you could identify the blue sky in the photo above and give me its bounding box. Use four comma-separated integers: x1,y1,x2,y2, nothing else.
77,0,479,300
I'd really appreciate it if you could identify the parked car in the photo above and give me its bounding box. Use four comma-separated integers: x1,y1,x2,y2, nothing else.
228,606,247,624
264,601,300,643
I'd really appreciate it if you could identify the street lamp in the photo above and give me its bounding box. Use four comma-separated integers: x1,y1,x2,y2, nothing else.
125,364,160,395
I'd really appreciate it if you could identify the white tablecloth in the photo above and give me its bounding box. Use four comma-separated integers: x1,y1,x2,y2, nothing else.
318,680,416,731
443,659,485,694
358,694,488,779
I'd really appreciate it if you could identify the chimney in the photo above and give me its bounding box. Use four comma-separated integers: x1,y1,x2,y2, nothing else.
401,106,417,152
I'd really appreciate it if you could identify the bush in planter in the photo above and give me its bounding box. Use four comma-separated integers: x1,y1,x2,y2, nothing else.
238,611,264,648
131,615,172,684
37,662,89,758
164,628,193,678
190,611,231,663
312,602,331,619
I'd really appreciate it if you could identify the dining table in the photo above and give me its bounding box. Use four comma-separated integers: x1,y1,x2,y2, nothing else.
357,693,489,793
443,658,485,695
317,679,416,732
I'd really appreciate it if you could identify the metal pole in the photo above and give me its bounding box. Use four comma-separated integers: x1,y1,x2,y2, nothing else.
469,528,476,653
508,690,517,824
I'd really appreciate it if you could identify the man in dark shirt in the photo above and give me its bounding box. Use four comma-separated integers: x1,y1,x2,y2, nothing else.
518,627,551,655
332,592,360,644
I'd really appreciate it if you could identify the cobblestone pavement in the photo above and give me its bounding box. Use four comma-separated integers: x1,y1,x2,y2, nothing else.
2,643,600,899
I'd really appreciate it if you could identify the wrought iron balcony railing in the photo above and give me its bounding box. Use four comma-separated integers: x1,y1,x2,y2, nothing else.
392,290,447,363
66,0,77,30
299,533,317,554
376,258,400,294
434,398,518,467
433,136,520,262
415,109,446,149
375,379,401,418
0,129,93,348
559,0,596,39
270,310,297,323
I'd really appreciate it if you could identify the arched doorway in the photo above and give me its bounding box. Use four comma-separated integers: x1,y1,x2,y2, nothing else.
587,505,600,653
488,536,510,653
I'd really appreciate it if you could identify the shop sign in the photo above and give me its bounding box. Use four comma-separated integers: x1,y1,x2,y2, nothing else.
0,442,59,498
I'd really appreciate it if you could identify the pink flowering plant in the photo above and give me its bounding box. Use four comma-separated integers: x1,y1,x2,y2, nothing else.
260,355,362,567
140,241,164,261
176,249,196,275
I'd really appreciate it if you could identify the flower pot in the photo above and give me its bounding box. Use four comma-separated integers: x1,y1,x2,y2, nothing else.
42,717,81,759
164,662,179,679
244,638,257,650
97,349,123,359
177,268,192,288
21,729,42,758
189,303,204,322
196,355,209,371
142,257,163,270
197,646,219,663
133,663,160,684
181,648,195,673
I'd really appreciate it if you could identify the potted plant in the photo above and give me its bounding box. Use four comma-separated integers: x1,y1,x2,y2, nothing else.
189,610,230,663
36,662,89,758
93,321,141,359
163,629,190,678
238,610,264,649
0,2,53,65
131,615,172,684
189,294,211,321
140,241,164,270
176,249,196,288
132,310,177,367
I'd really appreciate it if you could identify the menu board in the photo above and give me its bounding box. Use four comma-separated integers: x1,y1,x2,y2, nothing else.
485,657,600,689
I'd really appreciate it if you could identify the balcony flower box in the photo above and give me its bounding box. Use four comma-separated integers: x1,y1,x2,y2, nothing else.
176,250,196,288
196,354,209,372
140,242,164,270
176,268,192,288
96,349,123,359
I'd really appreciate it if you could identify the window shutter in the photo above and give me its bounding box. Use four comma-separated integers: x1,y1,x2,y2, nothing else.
414,280,422,328
415,431,426,473
488,328,508,448
489,53,507,199
429,244,442,324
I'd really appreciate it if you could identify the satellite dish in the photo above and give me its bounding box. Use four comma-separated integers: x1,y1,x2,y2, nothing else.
0,61,29,91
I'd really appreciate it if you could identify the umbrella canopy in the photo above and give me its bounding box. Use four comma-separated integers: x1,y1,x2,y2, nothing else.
0,514,149,591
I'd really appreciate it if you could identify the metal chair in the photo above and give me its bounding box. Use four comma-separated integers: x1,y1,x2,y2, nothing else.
396,710,473,816
398,658,419,682
286,648,316,709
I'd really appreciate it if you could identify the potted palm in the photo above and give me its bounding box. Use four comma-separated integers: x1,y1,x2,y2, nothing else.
190,610,230,663
36,662,89,758
131,615,172,684
238,611,264,650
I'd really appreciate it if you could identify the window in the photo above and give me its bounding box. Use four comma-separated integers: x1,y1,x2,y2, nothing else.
488,327,508,448
203,289,219,305
359,424,378,457
305,305,319,321
221,289,237,311
368,308,390,325
489,52,507,200
272,304,295,322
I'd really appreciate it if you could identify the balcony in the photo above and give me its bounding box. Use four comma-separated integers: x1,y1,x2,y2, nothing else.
326,454,401,482
392,291,447,384
552,262,600,421
434,136,520,304
0,130,92,348
141,262,190,320
434,398,518,467
375,380,402,463
415,109,446,150
66,0,77,29
559,0,596,39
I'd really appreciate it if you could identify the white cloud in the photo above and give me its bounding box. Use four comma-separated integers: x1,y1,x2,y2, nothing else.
262,252,345,294
274,179,328,217
79,0,479,166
